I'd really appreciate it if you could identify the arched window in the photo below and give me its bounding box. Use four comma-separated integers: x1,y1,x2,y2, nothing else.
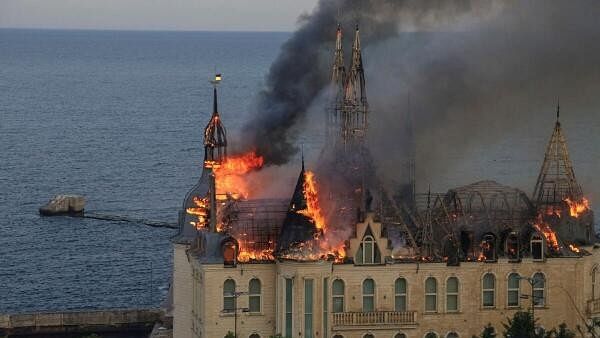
446,277,459,312
363,334,375,338
505,232,520,261
446,332,459,338
531,234,544,260
425,277,437,312
332,279,345,313
362,278,375,312
356,232,381,265
248,278,261,313
533,273,546,307
395,278,407,311
425,332,439,338
249,334,260,338
395,334,407,338
333,335,344,338
223,279,236,312
482,273,495,308
507,273,520,307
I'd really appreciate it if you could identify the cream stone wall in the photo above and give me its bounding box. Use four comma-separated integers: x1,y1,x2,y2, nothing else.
173,243,193,338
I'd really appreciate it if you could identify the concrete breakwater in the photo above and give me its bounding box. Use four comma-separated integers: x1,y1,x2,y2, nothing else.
0,308,165,337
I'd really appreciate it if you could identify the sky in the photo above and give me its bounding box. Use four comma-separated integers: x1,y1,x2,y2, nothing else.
0,0,320,31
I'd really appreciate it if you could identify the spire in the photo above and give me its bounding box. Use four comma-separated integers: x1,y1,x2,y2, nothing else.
203,74,227,168
341,24,368,144
532,103,583,205
276,160,318,255
556,97,560,122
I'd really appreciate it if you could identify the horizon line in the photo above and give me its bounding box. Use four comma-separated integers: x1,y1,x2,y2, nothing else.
0,26,294,34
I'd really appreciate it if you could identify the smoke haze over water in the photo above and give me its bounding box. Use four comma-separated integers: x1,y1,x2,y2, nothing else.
243,0,600,208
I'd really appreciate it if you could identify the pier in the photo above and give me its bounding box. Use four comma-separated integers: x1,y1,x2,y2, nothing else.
0,309,165,338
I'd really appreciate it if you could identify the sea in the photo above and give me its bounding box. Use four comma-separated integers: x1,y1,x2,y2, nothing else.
0,29,289,313
1,28,598,314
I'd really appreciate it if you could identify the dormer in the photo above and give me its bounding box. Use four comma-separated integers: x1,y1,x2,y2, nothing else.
348,213,390,265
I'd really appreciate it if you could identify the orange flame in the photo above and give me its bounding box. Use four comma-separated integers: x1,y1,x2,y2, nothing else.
214,151,264,199
533,215,560,252
186,196,210,230
298,170,326,230
569,244,580,253
564,197,590,218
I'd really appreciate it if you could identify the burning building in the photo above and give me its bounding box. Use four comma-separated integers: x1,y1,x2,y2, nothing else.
170,26,600,338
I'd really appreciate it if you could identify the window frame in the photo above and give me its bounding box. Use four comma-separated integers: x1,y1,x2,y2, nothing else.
446,277,459,313
248,278,262,313
424,331,439,338
425,277,438,313
332,279,345,313
223,279,236,313
507,273,520,308
530,234,545,261
481,273,496,308
532,272,546,307
395,278,408,312
362,278,376,312
362,235,376,264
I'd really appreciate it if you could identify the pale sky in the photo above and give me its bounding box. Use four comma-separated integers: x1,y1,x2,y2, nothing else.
0,0,320,31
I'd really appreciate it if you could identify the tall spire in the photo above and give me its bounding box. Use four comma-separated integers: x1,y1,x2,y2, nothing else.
327,24,346,146
532,103,583,205
341,24,368,145
203,74,227,168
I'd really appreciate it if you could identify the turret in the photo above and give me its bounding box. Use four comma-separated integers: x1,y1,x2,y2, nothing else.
203,74,227,169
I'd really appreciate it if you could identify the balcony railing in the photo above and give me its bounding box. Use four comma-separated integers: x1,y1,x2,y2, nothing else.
588,298,600,315
332,311,417,328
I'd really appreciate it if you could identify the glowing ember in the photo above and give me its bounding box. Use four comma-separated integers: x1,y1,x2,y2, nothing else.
298,170,326,230
533,215,560,252
214,151,264,199
186,196,209,230
569,244,580,253
564,197,590,218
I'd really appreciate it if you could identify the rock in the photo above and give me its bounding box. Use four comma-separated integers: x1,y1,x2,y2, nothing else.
39,195,85,216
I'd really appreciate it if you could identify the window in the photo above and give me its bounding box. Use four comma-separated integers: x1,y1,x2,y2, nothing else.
363,278,375,312
395,278,407,311
481,234,496,261
248,278,261,313
446,332,459,338
531,234,544,260
223,241,237,266
395,334,407,338
507,273,520,307
425,332,439,338
446,277,459,312
332,279,345,313
223,279,236,312
356,227,381,264
533,273,546,307
425,277,437,312
323,278,328,338
285,278,293,338
249,334,260,338
363,334,374,338
333,336,344,338
482,273,495,308
305,279,314,338
506,232,519,261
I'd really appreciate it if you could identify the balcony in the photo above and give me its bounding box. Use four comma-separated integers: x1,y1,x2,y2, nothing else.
588,299,600,315
332,311,417,329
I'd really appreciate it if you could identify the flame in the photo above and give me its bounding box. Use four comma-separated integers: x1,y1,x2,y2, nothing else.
533,214,560,252
564,197,590,218
214,151,264,199
298,170,326,230
186,196,209,230
569,244,580,253
477,241,491,261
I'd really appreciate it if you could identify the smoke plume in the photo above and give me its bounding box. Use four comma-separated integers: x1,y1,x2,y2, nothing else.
243,0,600,208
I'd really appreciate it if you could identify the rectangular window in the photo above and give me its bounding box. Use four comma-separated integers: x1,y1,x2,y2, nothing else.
323,278,328,338
304,279,314,338
285,278,293,338
425,294,436,312
507,275,520,307
446,277,459,312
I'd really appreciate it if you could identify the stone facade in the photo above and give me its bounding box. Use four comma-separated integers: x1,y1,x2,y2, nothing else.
172,214,600,338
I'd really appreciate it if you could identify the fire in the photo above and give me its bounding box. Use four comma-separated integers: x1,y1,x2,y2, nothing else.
564,197,590,218
214,151,264,199
298,170,326,230
186,196,209,229
533,215,560,252
569,244,580,253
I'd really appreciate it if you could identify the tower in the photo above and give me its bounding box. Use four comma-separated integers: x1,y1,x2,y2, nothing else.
327,24,346,146
342,24,368,147
532,102,583,206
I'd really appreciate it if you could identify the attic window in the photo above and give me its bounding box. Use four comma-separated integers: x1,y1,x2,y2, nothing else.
356,233,381,265
505,232,520,261
223,241,237,267
531,234,544,261
481,234,497,262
